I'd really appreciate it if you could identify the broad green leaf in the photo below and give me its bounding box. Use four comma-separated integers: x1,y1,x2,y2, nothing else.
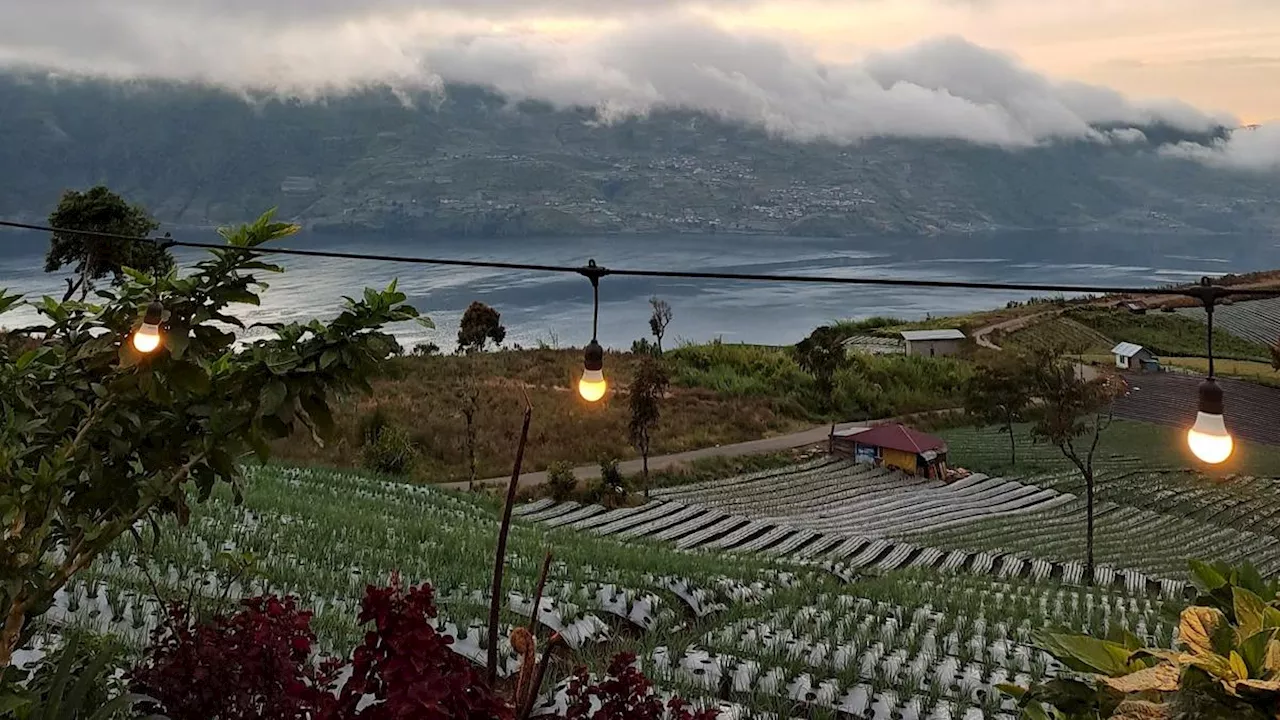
259,380,288,415
166,330,190,360
1190,560,1229,592
1181,607,1229,656
1229,651,1249,681
1045,634,1137,677
1237,629,1277,677
1235,586,1268,640
1262,606,1280,630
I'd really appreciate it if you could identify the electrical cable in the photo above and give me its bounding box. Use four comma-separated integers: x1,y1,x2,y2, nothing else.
3,218,1278,299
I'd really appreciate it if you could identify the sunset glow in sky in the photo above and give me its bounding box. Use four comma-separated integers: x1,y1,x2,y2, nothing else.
717,0,1279,123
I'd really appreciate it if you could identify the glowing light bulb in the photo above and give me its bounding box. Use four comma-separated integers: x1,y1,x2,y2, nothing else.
132,324,161,353
132,300,164,354
579,339,606,402
1187,377,1232,464
1188,412,1233,464
579,369,607,402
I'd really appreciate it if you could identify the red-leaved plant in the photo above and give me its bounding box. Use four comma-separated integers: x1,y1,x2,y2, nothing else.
132,579,710,720
329,575,513,720
131,595,343,720
563,652,718,720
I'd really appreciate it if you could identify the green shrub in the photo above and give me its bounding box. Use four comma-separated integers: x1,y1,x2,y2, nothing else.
545,461,578,501
361,424,418,476
630,338,658,356
593,458,627,506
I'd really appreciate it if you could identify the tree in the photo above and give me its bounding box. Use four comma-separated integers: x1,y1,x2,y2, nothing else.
455,365,483,490
629,356,670,496
963,349,1035,466
648,297,673,354
1028,349,1120,587
793,325,846,407
0,211,425,669
1271,337,1279,371
44,186,173,301
457,301,506,354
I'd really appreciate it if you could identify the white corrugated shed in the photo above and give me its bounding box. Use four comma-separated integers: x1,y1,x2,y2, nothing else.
900,329,966,341
1112,342,1145,358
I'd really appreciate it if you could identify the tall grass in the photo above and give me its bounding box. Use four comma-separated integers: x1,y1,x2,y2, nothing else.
666,340,971,421
1067,307,1270,361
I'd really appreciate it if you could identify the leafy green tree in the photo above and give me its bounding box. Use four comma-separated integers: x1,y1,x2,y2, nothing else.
793,325,846,408
629,356,670,497
1028,348,1119,587
1271,338,1279,372
44,186,172,301
0,212,425,669
456,301,506,354
964,349,1035,466
648,297,673,354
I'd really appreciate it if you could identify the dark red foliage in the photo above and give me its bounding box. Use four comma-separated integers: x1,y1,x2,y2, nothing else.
564,652,718,720
131,595,342,720
329,574,514,720
132,580,700,720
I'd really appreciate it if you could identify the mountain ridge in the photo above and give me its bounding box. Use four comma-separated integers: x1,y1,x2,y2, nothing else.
1,73,1276,239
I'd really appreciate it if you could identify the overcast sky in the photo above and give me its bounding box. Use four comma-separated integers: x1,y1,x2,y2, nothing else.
1,0,1276,165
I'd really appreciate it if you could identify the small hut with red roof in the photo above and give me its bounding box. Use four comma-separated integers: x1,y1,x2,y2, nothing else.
830,423,950,479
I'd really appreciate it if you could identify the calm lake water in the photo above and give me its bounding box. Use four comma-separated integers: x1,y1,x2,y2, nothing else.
2,229,1277,349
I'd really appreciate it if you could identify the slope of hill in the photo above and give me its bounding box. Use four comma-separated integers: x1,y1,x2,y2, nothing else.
1,73,1277,239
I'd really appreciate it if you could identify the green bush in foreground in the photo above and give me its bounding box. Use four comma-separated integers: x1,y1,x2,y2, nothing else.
1005,561,1280,720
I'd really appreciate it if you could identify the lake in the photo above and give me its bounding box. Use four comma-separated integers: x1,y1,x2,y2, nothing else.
2,229,1277,349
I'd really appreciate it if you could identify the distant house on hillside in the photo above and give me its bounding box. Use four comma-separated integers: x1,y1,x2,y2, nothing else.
900,329,965,357
1114,300,1148,315
1112,342,1160,371
831,424,950,479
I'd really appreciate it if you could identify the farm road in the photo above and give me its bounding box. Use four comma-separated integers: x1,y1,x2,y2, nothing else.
440,420,871,492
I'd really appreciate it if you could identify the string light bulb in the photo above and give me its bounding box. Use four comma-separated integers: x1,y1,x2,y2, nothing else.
1188,378,1233,464
132,300,164,353
579,340,607,402
1185,278,1233,464
577,259,608,403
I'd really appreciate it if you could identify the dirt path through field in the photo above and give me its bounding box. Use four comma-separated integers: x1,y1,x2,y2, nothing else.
971,309,1101,380
441,410,966,491
971,310,1061,350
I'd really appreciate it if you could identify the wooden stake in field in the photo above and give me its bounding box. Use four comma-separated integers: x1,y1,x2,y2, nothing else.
488,391,533,684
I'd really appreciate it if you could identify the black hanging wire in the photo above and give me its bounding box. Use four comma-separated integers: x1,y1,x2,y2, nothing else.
3,218,1278,300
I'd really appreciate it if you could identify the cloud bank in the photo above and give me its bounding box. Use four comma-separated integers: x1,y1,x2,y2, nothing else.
0,1,1272,168
1161,124,1280,171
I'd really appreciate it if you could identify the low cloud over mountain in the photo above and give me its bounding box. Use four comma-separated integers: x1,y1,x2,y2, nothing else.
0,2,1271,168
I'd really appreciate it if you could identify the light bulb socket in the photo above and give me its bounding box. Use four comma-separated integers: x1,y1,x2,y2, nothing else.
142,300,164,325
583,339,604,372
1198,377,1224,416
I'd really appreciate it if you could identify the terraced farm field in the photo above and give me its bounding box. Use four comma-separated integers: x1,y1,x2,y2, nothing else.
26,463,1192,720
1114,372,1280,447
999,316,1112,353
1177,296,1280,347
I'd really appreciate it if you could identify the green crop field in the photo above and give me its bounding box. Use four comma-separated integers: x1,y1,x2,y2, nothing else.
999,316,1113,354
1065,307,1272,361
30,459,1197,720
